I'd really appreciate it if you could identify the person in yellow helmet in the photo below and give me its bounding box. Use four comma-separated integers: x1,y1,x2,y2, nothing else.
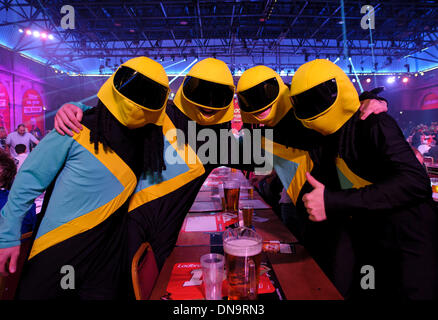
236,64,389,298
52,58,245,274
290,59,438,299
0,57,170,299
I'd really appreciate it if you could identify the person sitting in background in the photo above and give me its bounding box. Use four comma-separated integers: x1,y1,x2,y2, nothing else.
6,124,39,158
410,131,422,150
425,138,438,163
0,149,36,235
13,144,27,171
418,134,432,155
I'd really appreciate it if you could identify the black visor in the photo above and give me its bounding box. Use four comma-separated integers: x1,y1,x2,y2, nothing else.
182,76,234,109
291,78,338,119
237,78,280,113
113,66,169,110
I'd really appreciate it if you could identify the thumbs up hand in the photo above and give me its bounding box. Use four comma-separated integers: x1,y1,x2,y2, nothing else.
302,172,327,222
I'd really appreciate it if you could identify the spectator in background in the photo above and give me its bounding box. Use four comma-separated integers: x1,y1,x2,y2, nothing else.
0,149,36,235
0,127,8,152
14,144,28,171
425,138,438,162
418,135,433,155
411,131,422,149
6,124,39,158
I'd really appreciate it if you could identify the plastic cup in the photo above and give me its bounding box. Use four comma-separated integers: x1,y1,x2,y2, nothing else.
200,253,225,300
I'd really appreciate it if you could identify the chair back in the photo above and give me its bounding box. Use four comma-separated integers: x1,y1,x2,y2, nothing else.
131,242,159,300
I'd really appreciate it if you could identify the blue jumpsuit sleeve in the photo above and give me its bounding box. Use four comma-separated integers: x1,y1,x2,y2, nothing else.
66,101,93,112
0,131,73,248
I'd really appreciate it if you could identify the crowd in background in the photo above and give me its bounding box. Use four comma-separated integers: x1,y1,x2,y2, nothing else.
405,121,438,163
0,124,46,234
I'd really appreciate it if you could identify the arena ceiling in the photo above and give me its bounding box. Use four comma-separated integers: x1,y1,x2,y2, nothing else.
1,0,438,75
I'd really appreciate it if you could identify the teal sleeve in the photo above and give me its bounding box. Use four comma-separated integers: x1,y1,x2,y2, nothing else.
67,101,93,112
0,131,73,248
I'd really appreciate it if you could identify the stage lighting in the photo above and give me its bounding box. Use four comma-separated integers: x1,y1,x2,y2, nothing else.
48,34,54,40
26,29,32,35
387,76,396,84
352,78,356,83
19,29,23,33
41,33,47,39
402,77,409,83
33,31,40,38
366,78,371,83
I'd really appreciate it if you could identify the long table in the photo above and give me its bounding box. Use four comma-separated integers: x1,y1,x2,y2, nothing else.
150,169,343,300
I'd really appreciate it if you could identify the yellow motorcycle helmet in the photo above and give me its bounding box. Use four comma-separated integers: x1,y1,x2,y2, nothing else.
173,58,235,125
237,65,292,127
290,59,360,135
97,56,170,128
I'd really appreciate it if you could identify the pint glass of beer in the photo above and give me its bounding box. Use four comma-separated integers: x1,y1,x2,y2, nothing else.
240,204,254,227
431,178,438,193
223,180,240,214
223,227,262,300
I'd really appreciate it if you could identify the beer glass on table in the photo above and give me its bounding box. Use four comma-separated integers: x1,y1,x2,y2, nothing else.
431,178,438,193
223,180,240,214
223,227,262,300
240,204,254,228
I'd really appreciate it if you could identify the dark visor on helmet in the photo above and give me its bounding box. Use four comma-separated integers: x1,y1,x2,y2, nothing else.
237,78,280,113
291,78,338,119
182,76,234,109
113,66,169,110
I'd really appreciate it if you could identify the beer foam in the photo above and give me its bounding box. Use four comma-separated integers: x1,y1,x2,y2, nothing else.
224,238,262,257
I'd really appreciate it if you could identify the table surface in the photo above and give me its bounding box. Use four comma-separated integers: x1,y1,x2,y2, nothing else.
150,170,343,300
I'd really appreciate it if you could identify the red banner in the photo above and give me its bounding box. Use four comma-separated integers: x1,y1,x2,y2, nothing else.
21,89,45,137
0,82,11,132
421,92,438,110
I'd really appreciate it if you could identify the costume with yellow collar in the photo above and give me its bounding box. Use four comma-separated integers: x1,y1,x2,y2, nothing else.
0,56,171,299
173,58,235,126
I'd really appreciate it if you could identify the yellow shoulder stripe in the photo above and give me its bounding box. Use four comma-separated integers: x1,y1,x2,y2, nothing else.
262,137,313,205
336,157,372,189
128,114,205,211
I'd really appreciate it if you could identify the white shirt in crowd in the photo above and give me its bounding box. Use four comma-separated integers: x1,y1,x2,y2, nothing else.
14,153,28,171
6,131,39,157
418,144,432,155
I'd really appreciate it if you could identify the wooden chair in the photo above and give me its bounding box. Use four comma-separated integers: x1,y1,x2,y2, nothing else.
131,242,159,300
0,232,33,300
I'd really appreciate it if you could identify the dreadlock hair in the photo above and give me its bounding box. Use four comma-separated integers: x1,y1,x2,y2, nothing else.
89,100,166,174
0,149,17,190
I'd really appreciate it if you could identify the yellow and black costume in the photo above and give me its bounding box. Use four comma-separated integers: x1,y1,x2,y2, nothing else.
0,57,170,299
290,59,438,299
126,58,239,269
237,64,392,298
